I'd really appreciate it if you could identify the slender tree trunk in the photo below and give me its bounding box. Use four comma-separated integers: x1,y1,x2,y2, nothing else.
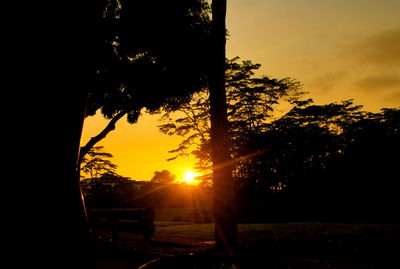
209,0,239,255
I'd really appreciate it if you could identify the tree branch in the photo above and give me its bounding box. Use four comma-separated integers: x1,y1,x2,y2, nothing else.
78,110,127,166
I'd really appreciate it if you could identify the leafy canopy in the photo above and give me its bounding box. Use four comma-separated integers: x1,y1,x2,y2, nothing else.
87,0,212,123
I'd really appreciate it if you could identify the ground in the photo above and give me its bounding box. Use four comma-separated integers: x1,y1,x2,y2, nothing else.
94,222,400,269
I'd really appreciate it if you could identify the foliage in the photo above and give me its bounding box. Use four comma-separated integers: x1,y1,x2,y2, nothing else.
159,57,400,221
80,146,118,179
87,0,212,120
251,100,399,190
159,90,211,172
150,170,177,184
236,101,400,222
158,57,303,182
239,99,364,189
79,0,212,164
81,173,139,208
226,57,303,138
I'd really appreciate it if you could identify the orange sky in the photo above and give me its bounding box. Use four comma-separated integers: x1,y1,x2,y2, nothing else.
81,0,400,181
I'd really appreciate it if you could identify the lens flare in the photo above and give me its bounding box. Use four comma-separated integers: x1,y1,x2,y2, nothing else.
183,171,199,185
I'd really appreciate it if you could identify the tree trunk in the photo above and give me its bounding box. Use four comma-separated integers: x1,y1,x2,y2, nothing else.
209,0,239,255
9,1,99,268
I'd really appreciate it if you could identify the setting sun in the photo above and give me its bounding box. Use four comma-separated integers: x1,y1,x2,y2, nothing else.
183,171,200,185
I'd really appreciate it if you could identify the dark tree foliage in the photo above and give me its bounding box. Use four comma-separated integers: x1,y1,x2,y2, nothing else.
87,0,212,118
159,57,303,182
79,0,212,164
226,59,303,186
80,146,118,179
239,99,362,189
81,174,139,208
150,170,177,185
324,107,400,221
161,85,399,223
237,100,400,222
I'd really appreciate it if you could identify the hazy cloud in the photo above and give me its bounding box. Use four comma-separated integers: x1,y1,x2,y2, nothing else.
309,71,349,92
355,74,400,93
341,28,400,68
382,91,400,106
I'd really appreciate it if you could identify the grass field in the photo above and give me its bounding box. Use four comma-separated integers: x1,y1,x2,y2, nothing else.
95,208,399,268
155,221,399,240
154,222,400,268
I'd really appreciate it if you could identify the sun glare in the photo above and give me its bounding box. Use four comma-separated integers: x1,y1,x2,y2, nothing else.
183,170,200,185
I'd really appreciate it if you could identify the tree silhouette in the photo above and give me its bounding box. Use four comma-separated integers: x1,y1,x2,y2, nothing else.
80,146,118,179
209,0,238,254
12,1,213,267
81,173,137,209
159,68,400,223
79,0,212,164
243,100,400,222
255,99,363,191
159,57,302,183
150,170,177,185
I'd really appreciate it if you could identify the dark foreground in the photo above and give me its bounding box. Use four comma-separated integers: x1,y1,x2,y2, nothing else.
93,223,400,269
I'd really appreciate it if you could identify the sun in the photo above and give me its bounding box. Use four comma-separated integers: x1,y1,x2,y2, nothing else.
183,170,200,185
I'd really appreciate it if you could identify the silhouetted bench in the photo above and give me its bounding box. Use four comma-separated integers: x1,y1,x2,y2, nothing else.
87,208,155,242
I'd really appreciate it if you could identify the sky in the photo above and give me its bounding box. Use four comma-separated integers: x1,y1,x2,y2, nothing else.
81,0,400,181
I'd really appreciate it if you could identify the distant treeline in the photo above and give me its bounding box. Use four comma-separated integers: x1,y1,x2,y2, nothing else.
81,176,212,210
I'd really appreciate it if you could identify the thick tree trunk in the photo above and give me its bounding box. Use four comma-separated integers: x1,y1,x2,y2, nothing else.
209,0,239,255
9,1,98,268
